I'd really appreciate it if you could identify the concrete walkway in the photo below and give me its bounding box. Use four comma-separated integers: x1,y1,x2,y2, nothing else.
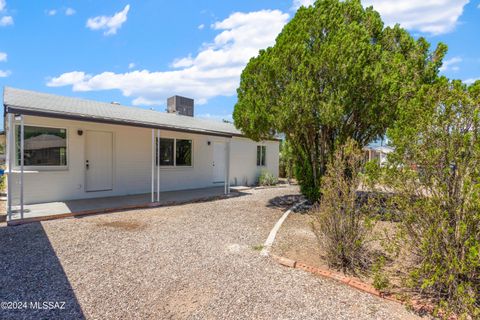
9,186,231,222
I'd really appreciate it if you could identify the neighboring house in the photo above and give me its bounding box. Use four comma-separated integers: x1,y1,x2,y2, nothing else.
3,87,279,209
363,145,393,166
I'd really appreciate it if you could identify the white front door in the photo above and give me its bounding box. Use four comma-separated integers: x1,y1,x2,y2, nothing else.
212,142,226,183
85,130,113,192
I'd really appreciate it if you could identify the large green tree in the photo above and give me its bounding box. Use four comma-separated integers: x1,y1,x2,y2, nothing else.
233,0,445,200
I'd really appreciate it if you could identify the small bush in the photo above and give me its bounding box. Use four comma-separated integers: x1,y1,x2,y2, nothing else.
295,156,321,201
0,175,5,193
258,170,278,186
372,256,390,292
313,139,372,273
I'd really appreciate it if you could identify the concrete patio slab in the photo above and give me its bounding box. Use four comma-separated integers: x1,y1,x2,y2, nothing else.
8,186,237,224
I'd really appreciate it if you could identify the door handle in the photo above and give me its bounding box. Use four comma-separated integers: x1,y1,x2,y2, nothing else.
86,160,89,170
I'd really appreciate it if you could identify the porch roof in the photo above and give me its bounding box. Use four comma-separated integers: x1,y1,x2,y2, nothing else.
3,87,240,138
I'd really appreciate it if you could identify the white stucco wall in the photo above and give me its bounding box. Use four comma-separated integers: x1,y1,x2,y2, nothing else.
229,137,279,187
7,115,279,205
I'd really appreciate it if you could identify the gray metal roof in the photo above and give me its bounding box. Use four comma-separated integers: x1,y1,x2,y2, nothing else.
3,87,242,138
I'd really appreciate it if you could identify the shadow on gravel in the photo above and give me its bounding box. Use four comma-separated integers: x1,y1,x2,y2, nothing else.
267,194,305,211
0,222,85,319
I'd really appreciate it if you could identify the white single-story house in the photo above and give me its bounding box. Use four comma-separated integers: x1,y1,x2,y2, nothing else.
3,87,279,220
363,145,393,166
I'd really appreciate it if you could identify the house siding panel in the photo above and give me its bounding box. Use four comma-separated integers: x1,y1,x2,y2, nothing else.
7,115,279,205
229,137,279,186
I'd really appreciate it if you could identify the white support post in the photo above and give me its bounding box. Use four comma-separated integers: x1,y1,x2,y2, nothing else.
6,113,12,221
156,129,160,202
151,129,154,202
227,140,231,194
224,139,230,195
20,115,24,219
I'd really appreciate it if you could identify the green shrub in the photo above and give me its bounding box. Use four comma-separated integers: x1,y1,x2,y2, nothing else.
384,79,480,317
372,256,390,292
279,139,295,179
295,154,321,201
257,170,278,186
0,175,5,193
313,139,372,273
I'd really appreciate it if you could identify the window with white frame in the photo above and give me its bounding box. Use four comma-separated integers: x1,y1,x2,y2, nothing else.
256,145,266,166
156,138,192,167
16,125,67,166
175,139,192,166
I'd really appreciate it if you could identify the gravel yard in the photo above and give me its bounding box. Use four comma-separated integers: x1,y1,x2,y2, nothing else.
0,186,420,319
271,208,329,270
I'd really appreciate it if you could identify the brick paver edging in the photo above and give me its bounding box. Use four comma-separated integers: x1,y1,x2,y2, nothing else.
270,254,457,319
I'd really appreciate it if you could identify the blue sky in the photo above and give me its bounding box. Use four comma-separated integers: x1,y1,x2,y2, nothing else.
0,0,479,125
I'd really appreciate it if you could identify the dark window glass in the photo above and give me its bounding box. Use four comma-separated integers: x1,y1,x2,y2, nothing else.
257,145,266,166
159,138,174,166
16,126,67,166
257,146,261,166
176,139,192,166
261,146,266,166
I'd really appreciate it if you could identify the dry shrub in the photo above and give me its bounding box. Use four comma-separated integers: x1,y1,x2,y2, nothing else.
385,79,480,318
313,139,372,273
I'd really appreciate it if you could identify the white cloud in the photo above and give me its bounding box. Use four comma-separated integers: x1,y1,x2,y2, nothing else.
65,8,76,16
0,52,6,62
48,9,289,106
440,57,462,72
86,4,130,36
198,23,205,30
0,70,11,77
128,62,136,69
291,0,314,10
464,78,479,85
0,1,14,26
0,15,13,26
47,7,76,16
47,71,91,89
363,0,469,35
171,55,194,68
292,0,469,35
196,98,207,105
131,97,163,106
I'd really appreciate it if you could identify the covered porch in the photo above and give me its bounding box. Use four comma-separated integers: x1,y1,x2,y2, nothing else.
7,186,242,225
4,89,236,225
